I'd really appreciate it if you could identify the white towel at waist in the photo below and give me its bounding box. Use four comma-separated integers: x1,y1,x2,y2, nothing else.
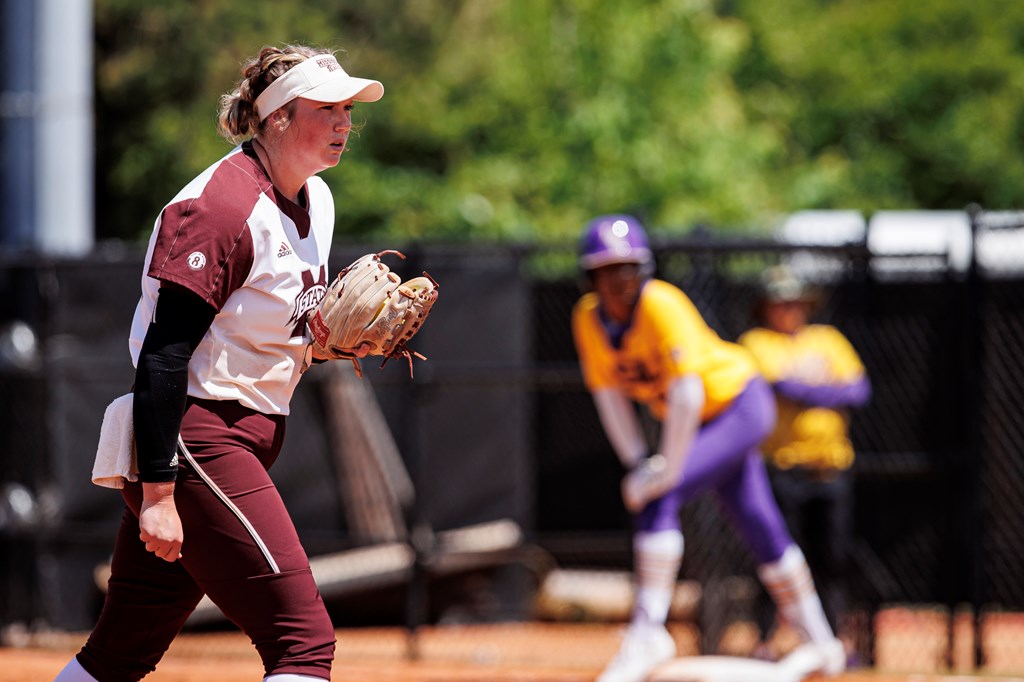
92,393,138,489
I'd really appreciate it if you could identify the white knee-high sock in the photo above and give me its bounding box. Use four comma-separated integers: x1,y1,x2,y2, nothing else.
632,529,684,627
758,544,835,645
264,675,326,681
53,657,98,682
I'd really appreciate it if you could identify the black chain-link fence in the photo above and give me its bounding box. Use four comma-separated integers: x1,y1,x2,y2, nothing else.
2,208,1024,672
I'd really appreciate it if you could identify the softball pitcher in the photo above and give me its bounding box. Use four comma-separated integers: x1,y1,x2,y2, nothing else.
54,45,383,682
571,215,845,682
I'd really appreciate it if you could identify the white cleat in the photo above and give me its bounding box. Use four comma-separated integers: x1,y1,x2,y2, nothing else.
597,624,677,682
820,638,847,676
778,639,846,679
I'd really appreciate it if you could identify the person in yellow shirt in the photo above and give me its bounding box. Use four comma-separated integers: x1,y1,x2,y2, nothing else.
572,215,844,682
738,265,871,661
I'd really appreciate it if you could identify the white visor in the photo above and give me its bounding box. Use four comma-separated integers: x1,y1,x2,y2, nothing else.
254,54,383,121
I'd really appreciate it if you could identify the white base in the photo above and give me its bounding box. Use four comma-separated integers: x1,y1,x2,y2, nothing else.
648,656,801,682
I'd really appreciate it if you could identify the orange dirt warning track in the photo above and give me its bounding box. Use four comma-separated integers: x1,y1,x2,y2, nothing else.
2,623,1023,681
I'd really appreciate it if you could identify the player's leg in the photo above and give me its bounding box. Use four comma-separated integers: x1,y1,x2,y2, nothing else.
763,546,847,678
63,503,205,682
767,467,809,550
600,376,802,682
691,377,843,674
822,472,856,658
169,399,336,680
715,450,844,675
598,448,693,680
596,518,681,681
754,466,812,648
627,375,779,627
632,527,685,627
597,378,780,682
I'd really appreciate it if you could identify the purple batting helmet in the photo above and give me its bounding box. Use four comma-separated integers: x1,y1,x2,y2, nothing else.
578,214,653,271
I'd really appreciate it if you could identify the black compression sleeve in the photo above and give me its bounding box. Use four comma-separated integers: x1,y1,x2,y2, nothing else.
133,285,216,482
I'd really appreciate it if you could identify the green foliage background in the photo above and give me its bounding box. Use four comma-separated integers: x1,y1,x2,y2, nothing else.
93,0,1024,244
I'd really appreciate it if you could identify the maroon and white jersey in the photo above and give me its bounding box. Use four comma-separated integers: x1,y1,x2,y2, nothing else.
129,142,332,415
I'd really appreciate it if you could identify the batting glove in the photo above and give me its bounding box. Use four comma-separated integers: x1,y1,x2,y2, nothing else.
621,454,674,513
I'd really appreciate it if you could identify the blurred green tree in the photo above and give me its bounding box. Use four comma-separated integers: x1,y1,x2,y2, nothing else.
92,0,1024,244
730,0,1024,215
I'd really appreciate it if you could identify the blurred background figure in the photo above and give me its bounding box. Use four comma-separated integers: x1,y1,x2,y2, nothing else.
571,217,845,682
739,265,871,664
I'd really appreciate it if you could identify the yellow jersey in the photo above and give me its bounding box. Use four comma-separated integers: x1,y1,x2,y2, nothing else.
572,279,760,422
738,324,866,471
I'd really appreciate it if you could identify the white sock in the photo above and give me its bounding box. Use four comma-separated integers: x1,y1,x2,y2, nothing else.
53,657,98,682
758,544,835,645
264,675,326,681
632,529,684,627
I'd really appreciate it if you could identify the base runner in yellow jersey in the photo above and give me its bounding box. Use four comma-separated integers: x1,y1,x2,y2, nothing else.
571,215,845,682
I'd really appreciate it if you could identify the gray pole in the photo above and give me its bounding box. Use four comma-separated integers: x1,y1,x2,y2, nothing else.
35,0,93,255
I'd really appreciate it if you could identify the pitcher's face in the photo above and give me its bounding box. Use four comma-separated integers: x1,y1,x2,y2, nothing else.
286,98,354,174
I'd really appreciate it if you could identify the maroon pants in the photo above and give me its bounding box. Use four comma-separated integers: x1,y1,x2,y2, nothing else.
78,398,335,681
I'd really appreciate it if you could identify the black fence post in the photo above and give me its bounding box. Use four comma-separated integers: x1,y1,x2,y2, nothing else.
964,203,986,669
397,243,434,661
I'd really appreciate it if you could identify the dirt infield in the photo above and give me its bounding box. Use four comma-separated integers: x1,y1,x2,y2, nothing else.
4,623,1024,682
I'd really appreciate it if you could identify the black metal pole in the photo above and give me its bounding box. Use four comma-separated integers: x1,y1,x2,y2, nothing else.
401,244,433,660
963,203,986,669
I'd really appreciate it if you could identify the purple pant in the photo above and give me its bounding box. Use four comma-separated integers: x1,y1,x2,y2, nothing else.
636,377,793,564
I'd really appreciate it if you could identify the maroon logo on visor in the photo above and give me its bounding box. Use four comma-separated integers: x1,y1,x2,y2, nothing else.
316,57,340,72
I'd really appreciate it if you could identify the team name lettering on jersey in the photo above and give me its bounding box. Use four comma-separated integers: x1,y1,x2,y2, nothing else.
574,280,759,421
617,359,656,387
290,266,328,337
